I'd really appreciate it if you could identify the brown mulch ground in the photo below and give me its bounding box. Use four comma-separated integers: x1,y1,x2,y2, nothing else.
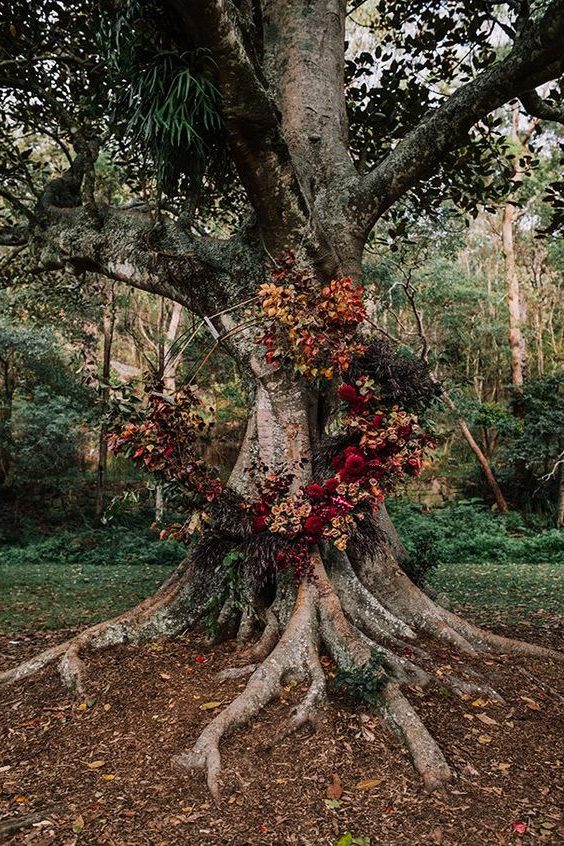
0,614,562,846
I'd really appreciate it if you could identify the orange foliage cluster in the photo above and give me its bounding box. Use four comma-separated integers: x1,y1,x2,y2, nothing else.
257,255,367,378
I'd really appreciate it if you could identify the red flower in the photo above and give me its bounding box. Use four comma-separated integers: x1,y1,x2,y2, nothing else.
331,453,345,470
252,515,268,533
344,453,366,477
324,477,339,494
303,515,325,536
344,445,362,457
372,413,384,428
338,384,358,403
194,655,207,663
305,483,325,501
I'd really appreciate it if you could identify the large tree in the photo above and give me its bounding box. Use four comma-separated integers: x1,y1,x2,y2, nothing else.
1,0,563,800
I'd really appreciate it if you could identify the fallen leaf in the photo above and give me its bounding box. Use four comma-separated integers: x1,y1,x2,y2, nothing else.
78,703,87,711
511,821,527,835
476,713,498,726
194,655,207,664
103,704,111,712
520,696,541,711
496,762,511,771
72,815,84,834
101,774,115,781
431,826,443,845
327,773,343,800
356,778,383,790
199,701,222,711
84,760,106,769
472,698,490,708
15,795,27,803
159,673,171,681
324,799,341,810
478,734,492,744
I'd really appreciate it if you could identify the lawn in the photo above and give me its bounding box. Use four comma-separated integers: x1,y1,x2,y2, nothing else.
429,561,564,625
0,560,175,631
1,553,562,632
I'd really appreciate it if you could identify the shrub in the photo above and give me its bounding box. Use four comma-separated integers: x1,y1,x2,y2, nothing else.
0,527,186,570
389,499,564,583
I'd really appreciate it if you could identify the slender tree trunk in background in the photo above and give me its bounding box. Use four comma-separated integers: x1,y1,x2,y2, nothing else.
441,390,509,512
502,104,533,390
557,461,564,529
95,283,116,522
155,299,184,523
0,357,14,487
502,199,526,388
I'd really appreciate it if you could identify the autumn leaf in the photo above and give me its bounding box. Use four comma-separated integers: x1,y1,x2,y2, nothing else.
194,655,207,664
159,672,171,681
356,778,383,790
101,774,115,781
477,734,492,744
324,799,342,810
511,821,527,834
327,773,343,800
476,713,498,726
72,815,85,834
520,696,541,711
83,760,106,769
199,701,222,710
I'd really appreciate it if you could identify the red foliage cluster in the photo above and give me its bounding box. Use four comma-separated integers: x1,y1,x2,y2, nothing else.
107,389,224,532
249,378,434,578
106,261,435,583
256,254,367,378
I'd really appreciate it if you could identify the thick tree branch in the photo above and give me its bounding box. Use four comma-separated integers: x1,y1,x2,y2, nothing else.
1,205,265,312
355,0,564,234
164,0,311,248
520,89,564,124
0,187,40,224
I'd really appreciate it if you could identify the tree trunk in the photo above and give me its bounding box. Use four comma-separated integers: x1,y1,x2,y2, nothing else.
440,389,509,512
95,283,116,522
502,200,527,388
557,462,564,529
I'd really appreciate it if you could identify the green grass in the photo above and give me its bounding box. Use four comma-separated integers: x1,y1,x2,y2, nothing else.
430,561,564,625
0,560,176,632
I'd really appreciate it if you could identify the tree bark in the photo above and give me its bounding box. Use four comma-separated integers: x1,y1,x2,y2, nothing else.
95,282,116,522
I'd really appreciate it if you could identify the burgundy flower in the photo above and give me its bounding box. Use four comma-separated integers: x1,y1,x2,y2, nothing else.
324,477,339,494
303,515,325,536
344,445,362,457
344,453,366,477
305,483,325,501
252,515,268,533
338,383,358,403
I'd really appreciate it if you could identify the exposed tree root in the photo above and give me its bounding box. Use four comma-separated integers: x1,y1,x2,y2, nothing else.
0,558,199,692
171,579,320,803
3,537,562,804
354,545,564,662
379,682,452,792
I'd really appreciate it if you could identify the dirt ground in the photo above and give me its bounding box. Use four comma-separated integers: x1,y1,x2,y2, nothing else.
0,610,562,846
